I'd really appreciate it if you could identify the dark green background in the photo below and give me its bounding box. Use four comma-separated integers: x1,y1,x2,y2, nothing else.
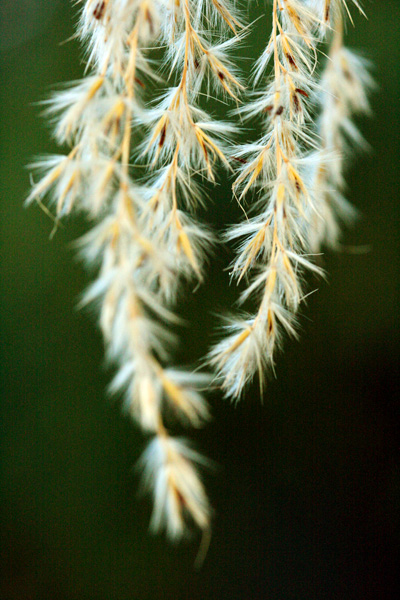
1,1,399,598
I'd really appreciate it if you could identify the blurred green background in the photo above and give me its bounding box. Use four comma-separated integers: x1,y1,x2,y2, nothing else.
1,1,399,598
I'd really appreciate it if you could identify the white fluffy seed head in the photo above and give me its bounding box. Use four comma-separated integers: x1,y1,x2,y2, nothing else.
139,436,211,539
210,0,371,400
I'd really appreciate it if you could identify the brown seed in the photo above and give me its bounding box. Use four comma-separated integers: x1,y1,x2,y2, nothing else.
286,53,297,69
325,0,331,22
159,124,166,147
295,88,309,98
93,1,105,20
176,489,187,508
343,68,354,82
268,314,274,334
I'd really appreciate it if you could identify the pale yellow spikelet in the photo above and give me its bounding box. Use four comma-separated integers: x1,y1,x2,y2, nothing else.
140,436,211,540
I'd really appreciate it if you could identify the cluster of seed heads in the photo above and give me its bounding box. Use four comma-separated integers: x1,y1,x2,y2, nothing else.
28,0,372,543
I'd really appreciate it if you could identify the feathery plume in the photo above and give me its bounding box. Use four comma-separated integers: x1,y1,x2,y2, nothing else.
210,0,325,398
28,0,242,541
210,0,371,400
309,8,374,251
